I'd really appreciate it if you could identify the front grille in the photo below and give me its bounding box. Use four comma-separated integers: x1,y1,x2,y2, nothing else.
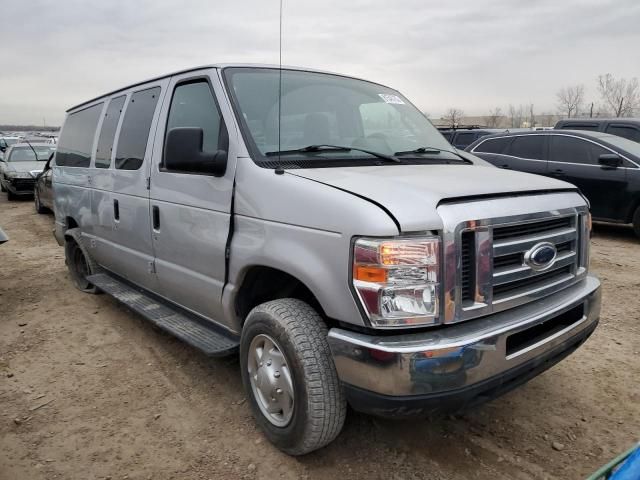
12,179,35,191
447,206,588,323
490,215,579,304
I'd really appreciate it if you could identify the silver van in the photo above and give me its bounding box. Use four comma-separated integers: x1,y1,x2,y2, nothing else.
53,64,601,455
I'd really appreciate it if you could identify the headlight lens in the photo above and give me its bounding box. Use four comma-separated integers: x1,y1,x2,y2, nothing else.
352,236,440,327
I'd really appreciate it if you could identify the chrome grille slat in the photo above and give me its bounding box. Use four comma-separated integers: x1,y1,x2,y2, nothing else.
492,268,575,305
493,251,576,286
493,227,577,256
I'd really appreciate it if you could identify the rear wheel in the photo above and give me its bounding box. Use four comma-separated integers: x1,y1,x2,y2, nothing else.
240,298,346,455
64,229,100,293
633,206,640,239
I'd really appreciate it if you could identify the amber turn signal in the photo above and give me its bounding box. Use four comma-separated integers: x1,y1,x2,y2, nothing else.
354,266,387,283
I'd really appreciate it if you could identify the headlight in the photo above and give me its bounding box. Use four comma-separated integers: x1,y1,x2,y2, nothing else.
352,236,440,328
6,171,32,179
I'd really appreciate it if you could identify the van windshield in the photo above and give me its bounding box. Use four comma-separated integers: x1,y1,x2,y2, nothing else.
224,67,453,168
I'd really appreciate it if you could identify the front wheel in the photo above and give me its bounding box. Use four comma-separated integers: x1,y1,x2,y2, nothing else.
35,191,48,214
240,299,346,455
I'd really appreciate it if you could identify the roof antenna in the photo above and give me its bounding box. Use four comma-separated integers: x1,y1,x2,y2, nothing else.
275,0,284,175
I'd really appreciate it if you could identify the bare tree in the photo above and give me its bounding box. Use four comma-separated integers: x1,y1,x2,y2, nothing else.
597,74,640,117
508,104,524,128
443,108,464,127
556,85,585,118
484,107,502,128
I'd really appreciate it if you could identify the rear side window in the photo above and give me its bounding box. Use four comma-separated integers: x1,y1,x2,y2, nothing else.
441,132,453,141
505,135,545,160
165,80,224,161
474,136,512,154
606,125,640,143
95,96,126,169
115,87,161,170
559,123,599,132
550,136,608,165
454,132,476,148
56,103,103,167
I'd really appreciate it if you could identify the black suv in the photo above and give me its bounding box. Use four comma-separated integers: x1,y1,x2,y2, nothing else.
466,130,640,237
439,128,506,150
555,118,640,143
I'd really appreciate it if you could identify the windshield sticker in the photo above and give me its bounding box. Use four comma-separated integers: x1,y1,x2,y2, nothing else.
378,94,405,104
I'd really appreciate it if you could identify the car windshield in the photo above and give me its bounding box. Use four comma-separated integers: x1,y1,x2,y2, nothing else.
4,138,19,146
8,146,54,162
224,68,453,167
601,135,640,158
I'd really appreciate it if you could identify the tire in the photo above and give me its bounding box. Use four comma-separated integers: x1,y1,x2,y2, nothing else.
64,228,101,294
7,190,16,200
0,182,5,192
35,191,48,214
240,299,346,455
633,206,640,239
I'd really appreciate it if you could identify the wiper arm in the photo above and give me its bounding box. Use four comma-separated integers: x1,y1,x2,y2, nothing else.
394,146,442,156
24,139,41,161
265,144,401,163
394,146,472,164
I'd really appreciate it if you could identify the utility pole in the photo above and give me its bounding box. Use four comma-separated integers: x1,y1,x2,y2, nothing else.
589,103,594,118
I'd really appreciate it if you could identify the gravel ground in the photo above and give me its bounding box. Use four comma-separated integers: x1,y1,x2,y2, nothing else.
1,195,638,480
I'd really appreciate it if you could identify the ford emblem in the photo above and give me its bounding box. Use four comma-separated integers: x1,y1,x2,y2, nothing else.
524,242,557,271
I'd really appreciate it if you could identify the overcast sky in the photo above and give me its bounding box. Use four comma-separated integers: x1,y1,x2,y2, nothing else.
1,0,638,125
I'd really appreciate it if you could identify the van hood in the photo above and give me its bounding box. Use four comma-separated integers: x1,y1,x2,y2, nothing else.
288,164,576,232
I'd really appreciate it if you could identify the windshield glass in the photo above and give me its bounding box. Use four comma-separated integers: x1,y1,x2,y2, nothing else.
4,138,19,146
224,68,452,167
8,146,54,162
601,135,640,158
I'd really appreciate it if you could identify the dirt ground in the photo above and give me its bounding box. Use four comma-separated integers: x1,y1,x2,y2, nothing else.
0,195,638,480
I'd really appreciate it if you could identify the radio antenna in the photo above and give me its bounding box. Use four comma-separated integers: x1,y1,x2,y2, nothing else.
277,0,283,166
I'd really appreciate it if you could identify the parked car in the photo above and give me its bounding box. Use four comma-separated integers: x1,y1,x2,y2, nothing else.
555,118,640,143
0,136,21,159
439,128,507,149
0,143,55,199
35,153,55,213
53,64,601,455
466,130,640,237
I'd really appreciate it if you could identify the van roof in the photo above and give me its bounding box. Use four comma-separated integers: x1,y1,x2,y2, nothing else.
66,63,389,113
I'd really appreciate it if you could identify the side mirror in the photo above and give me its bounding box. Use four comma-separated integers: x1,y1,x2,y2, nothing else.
598,153,622,169
164,127,227,176
0,146,5,152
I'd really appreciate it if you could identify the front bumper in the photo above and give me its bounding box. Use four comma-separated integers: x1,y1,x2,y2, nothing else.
5,177,36,195
328,275,601,416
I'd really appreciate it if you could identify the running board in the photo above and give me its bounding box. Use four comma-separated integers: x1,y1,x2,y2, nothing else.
87,273,239,357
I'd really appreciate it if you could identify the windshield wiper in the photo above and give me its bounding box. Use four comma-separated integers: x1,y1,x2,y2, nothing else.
394,146,442,156
24,139,42,161
394,146,472,164
265,144,401,163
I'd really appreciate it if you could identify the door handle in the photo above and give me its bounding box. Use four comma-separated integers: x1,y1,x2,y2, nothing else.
550,169,564,177
113,199,119,221
152,205,160,231
499,164,511,169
